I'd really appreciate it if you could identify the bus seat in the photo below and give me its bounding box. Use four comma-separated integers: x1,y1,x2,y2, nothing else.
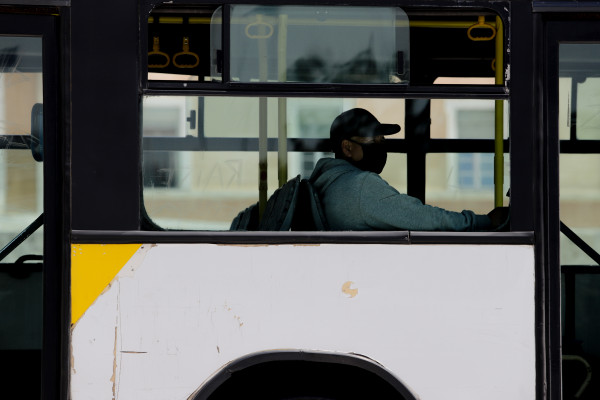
292,179,329,231
230,202,259,231
258,175,301,231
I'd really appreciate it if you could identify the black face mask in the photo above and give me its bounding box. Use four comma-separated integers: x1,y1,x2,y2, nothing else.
351,141,387,174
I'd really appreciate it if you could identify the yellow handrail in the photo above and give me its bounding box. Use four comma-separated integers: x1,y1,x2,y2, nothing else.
494,16,504,208
172,37,200,69
148,37,170,69
467,16,497,41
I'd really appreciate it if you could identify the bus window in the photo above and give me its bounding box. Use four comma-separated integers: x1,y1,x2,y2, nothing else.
0,35,44,399
147,5,221,81
142,96,405,230
142,5,508,230
146,6,504,86
226,5,408,84
0,36,44,260
142,96,503,231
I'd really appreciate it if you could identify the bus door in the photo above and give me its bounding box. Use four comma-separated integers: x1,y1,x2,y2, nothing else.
546,17,600,400
0,11,61,400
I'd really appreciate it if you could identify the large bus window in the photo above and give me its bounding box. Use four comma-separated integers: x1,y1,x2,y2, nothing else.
142,96,405,230
146,5,503,86
142,96,503,231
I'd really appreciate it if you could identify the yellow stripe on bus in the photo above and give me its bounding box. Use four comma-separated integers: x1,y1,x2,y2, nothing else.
71,244,142,325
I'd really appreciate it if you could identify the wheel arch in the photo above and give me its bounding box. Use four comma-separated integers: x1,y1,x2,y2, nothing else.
189,350,419,400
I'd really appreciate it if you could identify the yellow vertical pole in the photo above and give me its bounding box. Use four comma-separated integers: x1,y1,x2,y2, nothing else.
494,16,504,208
259,98,268,218
258,15,268,218
277,14,288,187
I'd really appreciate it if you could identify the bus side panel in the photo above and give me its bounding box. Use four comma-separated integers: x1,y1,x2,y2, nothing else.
70,243,535,400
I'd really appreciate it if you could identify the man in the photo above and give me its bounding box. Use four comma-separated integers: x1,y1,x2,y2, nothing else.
309,108,508,231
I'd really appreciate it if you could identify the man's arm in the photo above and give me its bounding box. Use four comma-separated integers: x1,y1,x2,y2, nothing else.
358,174,493,231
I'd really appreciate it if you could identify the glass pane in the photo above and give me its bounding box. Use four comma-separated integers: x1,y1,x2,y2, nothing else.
0,36,43,259
560,154,600,265
427,153,509,215
147,5,221,81
431,99,508,139
143,96,508,231
560,43,600,400
147,6,505,87
558,77,600,141
0,34,44,399
427,100,509,213
380,153,407,194
142,96,406,230
228,5,409,84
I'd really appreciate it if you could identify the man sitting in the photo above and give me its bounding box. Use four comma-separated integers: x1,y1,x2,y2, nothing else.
309,108,507,231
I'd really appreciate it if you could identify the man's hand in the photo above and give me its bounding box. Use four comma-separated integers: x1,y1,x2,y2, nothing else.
488,207,509,230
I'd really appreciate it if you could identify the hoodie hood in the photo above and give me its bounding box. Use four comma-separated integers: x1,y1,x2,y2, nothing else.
309,158,364,193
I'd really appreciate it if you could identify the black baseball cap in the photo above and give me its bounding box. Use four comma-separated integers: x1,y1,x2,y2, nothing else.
330,108,400,151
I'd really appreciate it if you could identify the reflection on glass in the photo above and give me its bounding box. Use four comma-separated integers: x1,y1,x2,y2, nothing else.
559,44,600,140
0,37,43,136
560,154,600,265
426,153,509,215
558,77,600,140
147,6,220,81
226,5,409,84
143,151,280,230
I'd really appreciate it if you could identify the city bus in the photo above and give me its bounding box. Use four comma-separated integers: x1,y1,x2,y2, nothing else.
1,0,599,399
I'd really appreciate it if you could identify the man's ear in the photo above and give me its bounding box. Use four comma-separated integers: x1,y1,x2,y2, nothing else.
341,139,353,158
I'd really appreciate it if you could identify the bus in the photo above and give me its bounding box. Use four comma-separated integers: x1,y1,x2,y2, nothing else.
1,0,599,398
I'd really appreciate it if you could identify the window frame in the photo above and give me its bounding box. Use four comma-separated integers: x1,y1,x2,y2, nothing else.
139,0,514,232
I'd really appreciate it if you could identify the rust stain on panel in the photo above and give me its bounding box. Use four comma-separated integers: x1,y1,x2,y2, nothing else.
342,281,358,298
111,326,117,400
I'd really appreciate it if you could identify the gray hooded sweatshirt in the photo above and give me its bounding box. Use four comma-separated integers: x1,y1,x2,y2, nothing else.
309,158,492,231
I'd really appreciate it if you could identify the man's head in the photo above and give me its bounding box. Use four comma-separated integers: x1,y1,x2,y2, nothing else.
330,108,400,173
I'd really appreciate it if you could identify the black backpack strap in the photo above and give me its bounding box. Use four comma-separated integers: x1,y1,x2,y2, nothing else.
258,175,301,231
292,179,329,231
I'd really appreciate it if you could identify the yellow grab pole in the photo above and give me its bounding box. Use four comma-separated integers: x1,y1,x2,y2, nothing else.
259,98,268,219
494,16,504,208
257,15,268,218
278,14,288,187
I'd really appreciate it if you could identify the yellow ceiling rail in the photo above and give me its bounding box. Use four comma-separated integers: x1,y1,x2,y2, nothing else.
494,15,504,208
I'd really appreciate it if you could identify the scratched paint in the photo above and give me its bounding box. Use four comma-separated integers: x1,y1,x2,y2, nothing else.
70,243,536,400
